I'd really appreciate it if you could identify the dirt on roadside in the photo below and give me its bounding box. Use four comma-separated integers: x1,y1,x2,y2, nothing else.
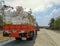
0,33,12,43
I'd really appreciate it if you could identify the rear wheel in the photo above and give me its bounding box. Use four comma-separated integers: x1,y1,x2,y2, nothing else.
27,31,34,40
35,30,37,35
15,38,21,40
27,37,33,40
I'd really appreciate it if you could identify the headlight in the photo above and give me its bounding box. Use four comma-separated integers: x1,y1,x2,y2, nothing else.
19,30,25,33
5,30,10,33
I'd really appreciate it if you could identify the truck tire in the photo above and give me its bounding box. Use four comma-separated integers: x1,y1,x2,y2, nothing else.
27,31,34,40
15,38,21,40
35,30,37,35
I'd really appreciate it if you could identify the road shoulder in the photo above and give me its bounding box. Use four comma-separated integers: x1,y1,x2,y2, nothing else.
46,29,60,46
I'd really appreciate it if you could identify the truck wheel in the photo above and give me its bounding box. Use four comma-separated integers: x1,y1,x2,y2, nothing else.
15,38,21,40
28,37,33,40
35,30,37,36
27,31,34,40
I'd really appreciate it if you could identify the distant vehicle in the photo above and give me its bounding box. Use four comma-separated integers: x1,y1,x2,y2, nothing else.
3,6,38,40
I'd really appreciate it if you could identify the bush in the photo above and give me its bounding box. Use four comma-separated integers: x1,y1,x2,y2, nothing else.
49,17,60,30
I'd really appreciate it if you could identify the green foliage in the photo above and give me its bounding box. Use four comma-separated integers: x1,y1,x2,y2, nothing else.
0,15,3,26
49,18,55,28
0,15,3,19
49,17,60,30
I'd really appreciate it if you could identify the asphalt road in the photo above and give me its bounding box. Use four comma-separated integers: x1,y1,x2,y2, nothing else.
0,29,58,46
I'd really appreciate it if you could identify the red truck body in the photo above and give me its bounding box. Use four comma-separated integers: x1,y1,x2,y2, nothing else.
3,24,37,40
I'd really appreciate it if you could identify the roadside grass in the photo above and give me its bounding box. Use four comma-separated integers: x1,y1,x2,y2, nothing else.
46,28,60,33
53,30,60,33
0,33,12,43
0,30,2,33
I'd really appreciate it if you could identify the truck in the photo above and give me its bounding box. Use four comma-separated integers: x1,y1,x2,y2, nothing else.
3,6,38,40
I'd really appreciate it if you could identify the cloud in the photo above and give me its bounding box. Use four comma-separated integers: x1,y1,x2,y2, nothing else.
33,3,53,12
11,0,23,7
4,0,23,8
50,8,60,18
44,0,60,4
33,0,60,12
33,5,45,12
52,0,60,4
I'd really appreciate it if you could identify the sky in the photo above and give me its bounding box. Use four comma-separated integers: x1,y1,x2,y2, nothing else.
0,0,60,26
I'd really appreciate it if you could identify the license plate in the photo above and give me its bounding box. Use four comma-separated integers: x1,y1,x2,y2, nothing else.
21,37,26,40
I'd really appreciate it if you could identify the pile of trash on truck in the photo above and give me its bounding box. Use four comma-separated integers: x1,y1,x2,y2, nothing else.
4,6,36,26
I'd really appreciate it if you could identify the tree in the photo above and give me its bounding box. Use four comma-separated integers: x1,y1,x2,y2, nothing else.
49,18,55,29
0,15,3,30
0,15,3,25
49,17,60,30
53,17,60,30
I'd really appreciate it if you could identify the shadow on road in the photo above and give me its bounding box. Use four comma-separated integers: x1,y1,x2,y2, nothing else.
2,36,37,46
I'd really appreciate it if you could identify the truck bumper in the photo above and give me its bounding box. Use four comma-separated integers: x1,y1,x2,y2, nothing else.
3,32,29,38
19,33,27,37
